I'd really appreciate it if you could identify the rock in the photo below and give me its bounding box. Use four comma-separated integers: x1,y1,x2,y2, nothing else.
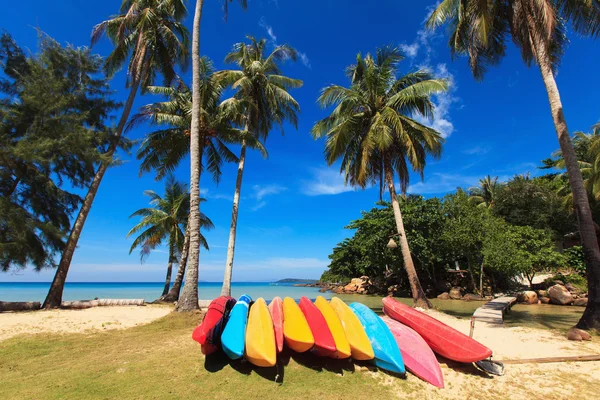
517,291,538,305
435,280,451,292
463,293,484,301
548,284,574,305
319,287,328,293
437,292,450,300
564,283,580,294
537,290,548,298
387,284,399,296
553,280,565,286
573,298,588,307
539,296,551,304
567,327,592,341
332,286,345,294
449,287,463,300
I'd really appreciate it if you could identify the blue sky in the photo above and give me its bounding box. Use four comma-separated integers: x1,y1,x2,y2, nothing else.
1,0,599,283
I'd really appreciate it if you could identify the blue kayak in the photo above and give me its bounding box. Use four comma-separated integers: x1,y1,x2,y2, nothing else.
349,302,405,374
221,294,252,360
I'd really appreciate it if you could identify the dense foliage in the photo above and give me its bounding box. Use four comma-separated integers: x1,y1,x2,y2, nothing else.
0,33,117,271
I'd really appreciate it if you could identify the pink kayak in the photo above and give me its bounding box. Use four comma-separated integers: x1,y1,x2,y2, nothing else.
382,316,444,388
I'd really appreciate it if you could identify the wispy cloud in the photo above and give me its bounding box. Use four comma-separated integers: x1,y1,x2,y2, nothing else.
259,17,277,43
253,184,287,201
302,168,357,196
201,188,232,202
462,145,491,155
407,173,482,195
298,52,311,68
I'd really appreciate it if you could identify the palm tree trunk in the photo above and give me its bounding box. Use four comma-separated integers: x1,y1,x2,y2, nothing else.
221,138,247,296
162,240,176,297
385,167,432,309
161,226,189,302
531,30,600,331
466,258,477,293
42,71,142,309
176,0,204,312
479,261,484,296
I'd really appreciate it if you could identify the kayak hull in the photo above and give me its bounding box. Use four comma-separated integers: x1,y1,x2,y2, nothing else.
350,302,405,374
382,297,492,363
314,296,351,359
221,294,252,360
191,296,235,355
382,316,444,388
299,297,336,357
268,296,284,353
283,297,314,353
329,297,374,361
246,298,277,367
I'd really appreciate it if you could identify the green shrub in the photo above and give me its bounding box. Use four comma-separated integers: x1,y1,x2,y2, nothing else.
564,245,586,276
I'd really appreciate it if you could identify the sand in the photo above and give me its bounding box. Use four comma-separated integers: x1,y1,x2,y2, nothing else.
0,304,172,342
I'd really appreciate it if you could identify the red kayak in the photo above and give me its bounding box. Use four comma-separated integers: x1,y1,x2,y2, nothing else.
268,296,284,353
382,297,492,363
382,316,444,388
298,297,336,356
192,296,236,355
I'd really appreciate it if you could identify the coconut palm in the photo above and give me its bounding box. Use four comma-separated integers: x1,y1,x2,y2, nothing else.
127,176,213,298
43,0,189,309
469,175,500,208
311,47,448,308
216,37,303,297
182,0,248,312
427,0,600,329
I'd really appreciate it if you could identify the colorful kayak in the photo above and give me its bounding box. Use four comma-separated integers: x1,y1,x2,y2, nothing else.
268,296,284,353
382,297,492,363
350,302,405,374
298,296,336,356
221,294,252,360
382,316,444,388
282,297,314,352
329,297,374,361
314,296,351,359
191,296,236,355
245,298,277,367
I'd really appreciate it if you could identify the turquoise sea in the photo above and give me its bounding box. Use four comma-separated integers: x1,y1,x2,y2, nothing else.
0,282,331,303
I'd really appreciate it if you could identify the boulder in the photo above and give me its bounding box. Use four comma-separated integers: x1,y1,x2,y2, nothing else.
553,280,565,286
332,286,345,294
539,296,551,304
449,287,463,300
435,280,451,293
517,291,538,305
564,283,580,294
573,298,588,307
537,290,548,298
548,284,574,305
463,293,484,301
387,284,399,296
437,292,450,300
567,327,592,341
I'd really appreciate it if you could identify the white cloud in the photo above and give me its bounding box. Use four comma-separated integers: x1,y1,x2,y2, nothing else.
200,188,232,201
253,184,287,201
250,201,267,212
259,17,277,44
298,52,311,69
462,145,491,155
400,42,420,58
302,168,358,196
407,173,482,195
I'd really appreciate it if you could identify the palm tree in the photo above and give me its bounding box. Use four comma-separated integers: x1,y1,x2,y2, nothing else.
216,37,303,297
182,0,248,312
311,47,448,308
127,176,213,298
43,0,189,309
427,1,600,330
469,175,500,208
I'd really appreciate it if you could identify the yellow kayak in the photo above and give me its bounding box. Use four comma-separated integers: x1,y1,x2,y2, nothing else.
330,297,374,360
283,297,314,352
245,298,276,367
314,296,352,359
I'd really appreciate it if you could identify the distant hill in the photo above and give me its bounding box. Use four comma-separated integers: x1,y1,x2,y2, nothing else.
275,278,318,284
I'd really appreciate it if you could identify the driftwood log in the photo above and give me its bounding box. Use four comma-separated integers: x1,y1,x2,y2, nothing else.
501,355,600,364
60,299,145,309
0,301,41,312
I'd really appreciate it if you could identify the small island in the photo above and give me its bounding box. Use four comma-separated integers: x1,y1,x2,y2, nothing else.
275,278,318,284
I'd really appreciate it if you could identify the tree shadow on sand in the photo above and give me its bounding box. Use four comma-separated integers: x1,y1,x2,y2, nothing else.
204,351,284,383
437,357,493,379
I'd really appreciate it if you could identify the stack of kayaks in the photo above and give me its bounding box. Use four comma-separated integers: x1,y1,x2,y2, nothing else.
191,295,496,387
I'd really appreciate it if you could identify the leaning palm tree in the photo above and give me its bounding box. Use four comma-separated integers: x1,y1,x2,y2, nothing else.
311,47,448,308
469,175,500,208
127,176,213,298
43,0,189,309
216,37,302,297
427,0,600,330
184,0,248,312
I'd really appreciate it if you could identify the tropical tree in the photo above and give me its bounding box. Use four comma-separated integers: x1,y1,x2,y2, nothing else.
181,0,248,312
42,0,190,309
427,0,600,329
469,175,500,208
216,37,303,297
127,176,213,298
311,47,448,308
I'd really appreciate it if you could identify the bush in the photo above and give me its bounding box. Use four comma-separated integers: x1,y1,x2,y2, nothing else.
564,245,586,276
544,272,588,292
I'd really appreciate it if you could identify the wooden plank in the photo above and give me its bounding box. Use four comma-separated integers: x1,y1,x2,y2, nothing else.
472,296,517,324
501,355,600,364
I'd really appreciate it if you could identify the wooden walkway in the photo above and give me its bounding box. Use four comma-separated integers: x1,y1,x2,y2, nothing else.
472,296,517,324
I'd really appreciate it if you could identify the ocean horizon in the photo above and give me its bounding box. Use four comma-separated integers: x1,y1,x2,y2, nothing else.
0,281,328,303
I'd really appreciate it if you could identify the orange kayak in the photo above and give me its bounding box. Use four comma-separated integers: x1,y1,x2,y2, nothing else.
245,298,276,367
283,297,314,352
314,296,351,359
268,296,284,353
330,297,374,360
